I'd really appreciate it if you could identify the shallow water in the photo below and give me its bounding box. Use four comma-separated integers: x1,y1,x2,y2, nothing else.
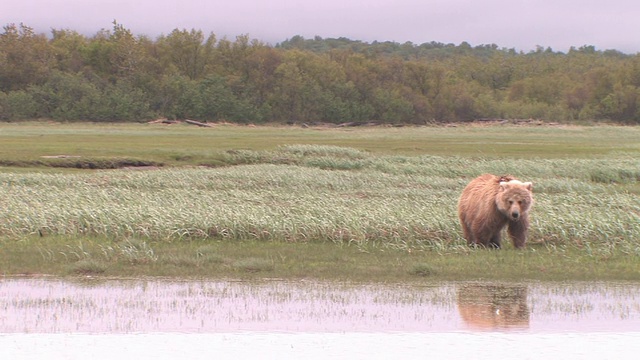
1,278,639,359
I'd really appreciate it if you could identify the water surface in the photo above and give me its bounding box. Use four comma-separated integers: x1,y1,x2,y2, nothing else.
1,278,639,359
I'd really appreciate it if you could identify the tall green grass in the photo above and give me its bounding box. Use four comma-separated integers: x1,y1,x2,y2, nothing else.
1,145,638,256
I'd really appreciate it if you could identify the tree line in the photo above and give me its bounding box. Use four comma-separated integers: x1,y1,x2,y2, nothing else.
1,22,640,124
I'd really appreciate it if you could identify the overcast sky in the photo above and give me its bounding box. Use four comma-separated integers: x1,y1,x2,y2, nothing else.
2,0,639,53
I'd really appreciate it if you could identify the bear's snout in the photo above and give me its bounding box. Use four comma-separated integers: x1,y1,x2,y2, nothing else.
511,211,520,220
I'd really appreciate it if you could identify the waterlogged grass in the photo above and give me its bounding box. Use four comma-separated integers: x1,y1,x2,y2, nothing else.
1,236,639,281
0,123,639,280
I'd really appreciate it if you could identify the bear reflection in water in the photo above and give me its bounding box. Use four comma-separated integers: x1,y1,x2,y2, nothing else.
457,284,529,330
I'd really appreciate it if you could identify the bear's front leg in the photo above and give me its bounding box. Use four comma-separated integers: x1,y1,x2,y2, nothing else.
473,226,501,248
489,233,502,249
507,216,529,249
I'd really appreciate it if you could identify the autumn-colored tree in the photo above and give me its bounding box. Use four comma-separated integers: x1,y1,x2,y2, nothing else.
1,23,640,123
0,23,53,91
157,28,216,80
50,29,88,73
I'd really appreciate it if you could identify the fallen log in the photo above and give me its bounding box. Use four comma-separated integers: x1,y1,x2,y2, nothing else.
185,119,213,127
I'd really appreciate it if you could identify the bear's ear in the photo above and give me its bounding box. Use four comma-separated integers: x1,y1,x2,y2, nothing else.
523,182,533,191
499,181,508,191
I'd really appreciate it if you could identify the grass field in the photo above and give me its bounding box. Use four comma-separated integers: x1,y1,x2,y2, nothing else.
0,122,639,281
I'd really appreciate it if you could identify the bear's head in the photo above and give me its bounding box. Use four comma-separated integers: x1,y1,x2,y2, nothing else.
496,180,533,221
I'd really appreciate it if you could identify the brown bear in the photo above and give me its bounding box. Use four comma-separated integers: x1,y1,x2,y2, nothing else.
458,174,533,249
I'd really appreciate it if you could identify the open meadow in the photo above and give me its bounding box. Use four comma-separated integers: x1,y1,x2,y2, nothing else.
0,122,639,281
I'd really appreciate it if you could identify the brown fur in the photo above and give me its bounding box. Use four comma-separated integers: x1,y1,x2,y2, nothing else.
458,174,533,249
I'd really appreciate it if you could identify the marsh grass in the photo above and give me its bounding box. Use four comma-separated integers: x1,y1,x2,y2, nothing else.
1,123,639,280
2,236,638,281
232,258,275,273
67,259,108,275
115,238,159,264
1,156,637,251
408,263,438,277
1,123,639,167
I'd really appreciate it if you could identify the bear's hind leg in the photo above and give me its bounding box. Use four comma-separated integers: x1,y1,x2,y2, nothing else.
460,221,476,247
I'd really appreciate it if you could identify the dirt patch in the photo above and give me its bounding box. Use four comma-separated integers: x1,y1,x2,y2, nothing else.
121,166,161,171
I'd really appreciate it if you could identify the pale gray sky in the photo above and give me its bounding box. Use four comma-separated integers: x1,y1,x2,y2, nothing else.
2,0,639,53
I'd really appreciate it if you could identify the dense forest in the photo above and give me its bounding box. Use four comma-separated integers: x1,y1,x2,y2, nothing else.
1,22,640,124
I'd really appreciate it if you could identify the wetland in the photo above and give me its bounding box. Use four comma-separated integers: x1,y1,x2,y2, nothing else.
1,122,640,358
